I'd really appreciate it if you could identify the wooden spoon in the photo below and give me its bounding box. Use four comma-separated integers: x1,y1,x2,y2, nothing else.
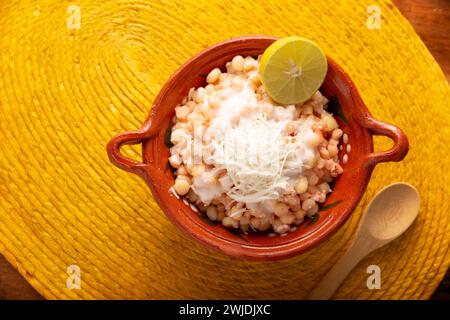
308,182,420,300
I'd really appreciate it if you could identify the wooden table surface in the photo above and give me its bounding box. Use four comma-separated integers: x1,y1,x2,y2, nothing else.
0,0,449,300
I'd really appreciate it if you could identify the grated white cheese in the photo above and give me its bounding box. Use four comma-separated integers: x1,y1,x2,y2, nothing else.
210,116,315,203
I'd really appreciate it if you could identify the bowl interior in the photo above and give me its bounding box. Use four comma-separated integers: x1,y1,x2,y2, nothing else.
142,37,373,259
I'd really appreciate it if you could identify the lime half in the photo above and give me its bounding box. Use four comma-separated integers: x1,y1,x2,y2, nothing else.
259,36,328,105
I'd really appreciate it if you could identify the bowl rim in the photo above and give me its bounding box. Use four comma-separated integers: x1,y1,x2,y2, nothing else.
107,35,409,260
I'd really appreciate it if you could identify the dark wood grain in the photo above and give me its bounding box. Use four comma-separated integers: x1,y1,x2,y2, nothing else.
0,256,42,299
393,0,450,82
431,268,450,300
0,0,448,299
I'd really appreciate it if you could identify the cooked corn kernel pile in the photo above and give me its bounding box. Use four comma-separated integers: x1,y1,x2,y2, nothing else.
169,55,344,234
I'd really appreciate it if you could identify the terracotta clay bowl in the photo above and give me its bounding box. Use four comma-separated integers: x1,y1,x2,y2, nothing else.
107,35,409,261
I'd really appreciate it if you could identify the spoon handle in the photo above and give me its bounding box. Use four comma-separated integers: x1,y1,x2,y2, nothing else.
307,236,373,300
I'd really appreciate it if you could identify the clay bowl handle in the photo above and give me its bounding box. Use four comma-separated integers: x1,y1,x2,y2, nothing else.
107,126,151,176
360,116,409,168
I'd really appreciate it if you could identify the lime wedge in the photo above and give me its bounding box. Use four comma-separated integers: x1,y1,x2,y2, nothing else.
259,36,328,105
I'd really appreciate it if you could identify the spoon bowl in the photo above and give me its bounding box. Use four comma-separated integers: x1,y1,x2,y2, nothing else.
363,183,420,242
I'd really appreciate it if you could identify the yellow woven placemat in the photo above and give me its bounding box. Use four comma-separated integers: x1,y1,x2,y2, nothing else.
0,0,449,300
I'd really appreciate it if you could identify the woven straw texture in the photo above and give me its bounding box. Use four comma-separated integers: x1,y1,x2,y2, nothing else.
0,0,449,300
